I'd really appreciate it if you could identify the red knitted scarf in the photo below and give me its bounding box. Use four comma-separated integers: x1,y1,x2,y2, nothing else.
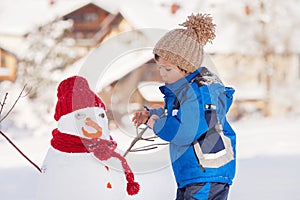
51,128,140,195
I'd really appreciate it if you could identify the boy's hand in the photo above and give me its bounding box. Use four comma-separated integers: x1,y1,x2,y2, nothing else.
132,110,150,126
147,115,159,129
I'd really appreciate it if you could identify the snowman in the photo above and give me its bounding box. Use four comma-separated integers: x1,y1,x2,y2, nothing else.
37,76,139,200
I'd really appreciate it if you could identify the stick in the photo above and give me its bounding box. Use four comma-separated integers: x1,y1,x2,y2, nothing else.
0,93,8,116
123,126,149,157
0,84,41,173
130,142,169,152
0,84,27,123
123,113,168,157
0,130,42,173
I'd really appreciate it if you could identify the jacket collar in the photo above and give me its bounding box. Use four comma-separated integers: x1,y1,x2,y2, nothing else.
159,67,203,95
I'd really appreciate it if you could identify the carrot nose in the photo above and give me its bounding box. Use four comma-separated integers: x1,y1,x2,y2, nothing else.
81,117,102,138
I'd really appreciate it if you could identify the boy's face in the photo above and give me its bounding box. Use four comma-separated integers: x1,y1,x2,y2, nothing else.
156,57,187,84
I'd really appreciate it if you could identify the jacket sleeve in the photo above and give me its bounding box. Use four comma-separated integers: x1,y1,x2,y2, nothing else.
153,85,208,146
144,106,165,117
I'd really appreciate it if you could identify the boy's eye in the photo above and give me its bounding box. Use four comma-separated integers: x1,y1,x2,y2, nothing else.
158,66,172,72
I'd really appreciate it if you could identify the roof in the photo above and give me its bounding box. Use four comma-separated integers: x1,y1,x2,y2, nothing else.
0,0,120,36
67,29,163,92
1,0,300,54
0,35,24,57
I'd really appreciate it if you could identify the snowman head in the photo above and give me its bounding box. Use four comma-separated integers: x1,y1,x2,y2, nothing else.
57,107,110,139
54,76,109,139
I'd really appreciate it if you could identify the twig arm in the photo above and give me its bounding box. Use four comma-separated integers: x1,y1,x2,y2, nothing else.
123,126,149,157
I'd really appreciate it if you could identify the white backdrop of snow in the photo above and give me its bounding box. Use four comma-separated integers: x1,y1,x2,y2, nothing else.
1,0,300,199
1,114,300,199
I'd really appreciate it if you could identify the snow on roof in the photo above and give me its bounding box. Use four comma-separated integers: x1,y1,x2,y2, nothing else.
79,47,154,92
120,0,197,30
0,35,24,57
98,49,154,90
2,0,299,54
138,81,164,102
119,0,242,53
0,0,120,36
55,46,154,94
74,29,166,92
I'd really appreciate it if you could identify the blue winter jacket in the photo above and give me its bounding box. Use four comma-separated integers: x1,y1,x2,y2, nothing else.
148,67,236,188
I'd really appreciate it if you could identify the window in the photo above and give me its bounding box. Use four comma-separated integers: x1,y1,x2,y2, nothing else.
298,54,300,79
83,13,98,22
1,53,5,67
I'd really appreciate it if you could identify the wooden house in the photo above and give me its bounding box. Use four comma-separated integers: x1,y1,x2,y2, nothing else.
62,3,125,47
0,46,17,81
0,0,129,82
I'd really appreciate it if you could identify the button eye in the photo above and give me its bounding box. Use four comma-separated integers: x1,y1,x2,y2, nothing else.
99,113,105,118
75,112,86,120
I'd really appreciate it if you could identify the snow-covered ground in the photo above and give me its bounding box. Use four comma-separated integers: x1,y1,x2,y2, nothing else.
1,115,300,200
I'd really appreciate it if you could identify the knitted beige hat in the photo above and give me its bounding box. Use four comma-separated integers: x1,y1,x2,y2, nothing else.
153,13,216,73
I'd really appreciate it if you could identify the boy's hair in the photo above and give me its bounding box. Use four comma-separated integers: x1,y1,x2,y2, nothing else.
154,54,188,74
153,13,216,73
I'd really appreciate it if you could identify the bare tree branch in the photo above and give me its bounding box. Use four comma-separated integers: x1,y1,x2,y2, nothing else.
0,92,8,116
0,84,41,173
0,84,27,123
0,130,42,173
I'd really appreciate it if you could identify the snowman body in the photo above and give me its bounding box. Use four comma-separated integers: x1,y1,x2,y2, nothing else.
37,76,176,199
37,106,177,200
37,107,128,200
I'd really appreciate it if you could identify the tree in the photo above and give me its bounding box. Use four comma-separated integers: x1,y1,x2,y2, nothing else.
17,18,79,122
0,85,42,172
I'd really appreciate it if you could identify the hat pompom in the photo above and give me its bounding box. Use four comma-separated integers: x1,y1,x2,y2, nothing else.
179,13,216,45
125,172,140,195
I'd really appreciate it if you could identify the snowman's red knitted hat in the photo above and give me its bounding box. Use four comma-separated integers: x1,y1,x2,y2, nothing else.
54,76,106,121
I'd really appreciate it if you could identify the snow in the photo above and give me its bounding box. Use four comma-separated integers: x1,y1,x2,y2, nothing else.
0,0,120,36
1,0,300,55
76,29,164,92
96,49,154,91
137,82,164,102
120,0,300,54
1,114,300,199
0,68,12,76
1,0,300,199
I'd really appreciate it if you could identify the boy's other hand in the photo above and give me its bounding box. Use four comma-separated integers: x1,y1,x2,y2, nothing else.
132,110,150,126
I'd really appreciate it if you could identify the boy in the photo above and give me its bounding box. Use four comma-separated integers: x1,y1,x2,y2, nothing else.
132,13,236,200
